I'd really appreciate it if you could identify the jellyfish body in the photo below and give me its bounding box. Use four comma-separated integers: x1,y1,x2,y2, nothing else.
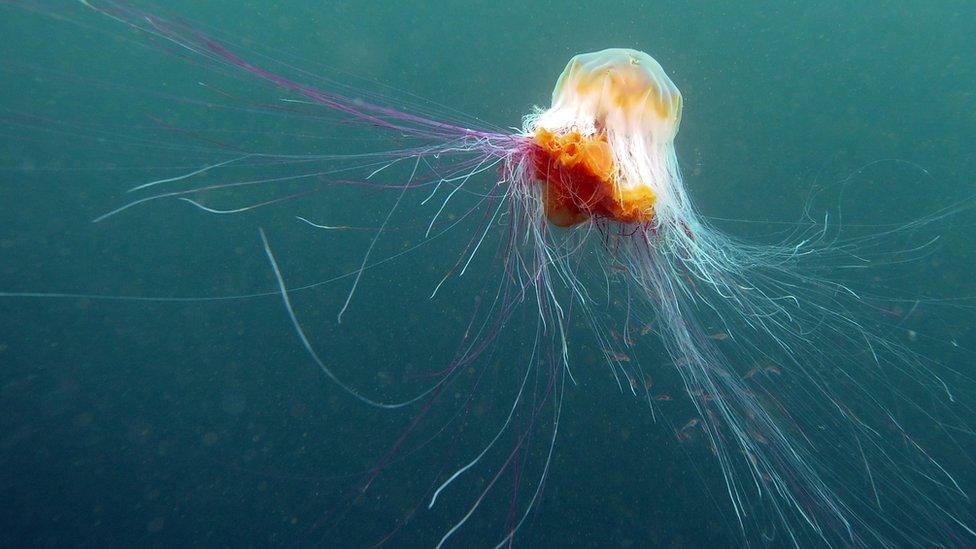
528,49,681,227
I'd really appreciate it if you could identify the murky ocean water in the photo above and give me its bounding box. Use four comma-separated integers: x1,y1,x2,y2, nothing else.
2,2,975,546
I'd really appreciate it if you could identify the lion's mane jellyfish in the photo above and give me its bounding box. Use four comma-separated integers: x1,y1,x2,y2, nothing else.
513,48,973,547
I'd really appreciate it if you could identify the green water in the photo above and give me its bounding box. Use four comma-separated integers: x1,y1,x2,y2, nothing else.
2,1,975,546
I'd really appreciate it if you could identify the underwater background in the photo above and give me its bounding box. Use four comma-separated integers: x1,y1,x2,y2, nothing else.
2,1,975,546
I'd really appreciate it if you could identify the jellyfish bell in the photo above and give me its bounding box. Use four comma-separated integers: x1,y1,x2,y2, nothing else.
525,48,683,228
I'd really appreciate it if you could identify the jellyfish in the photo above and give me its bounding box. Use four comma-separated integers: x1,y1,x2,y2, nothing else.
3,2,975,547
514,49,976,547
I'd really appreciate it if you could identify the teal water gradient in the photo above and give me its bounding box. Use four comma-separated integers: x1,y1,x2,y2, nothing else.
1,2,975,546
